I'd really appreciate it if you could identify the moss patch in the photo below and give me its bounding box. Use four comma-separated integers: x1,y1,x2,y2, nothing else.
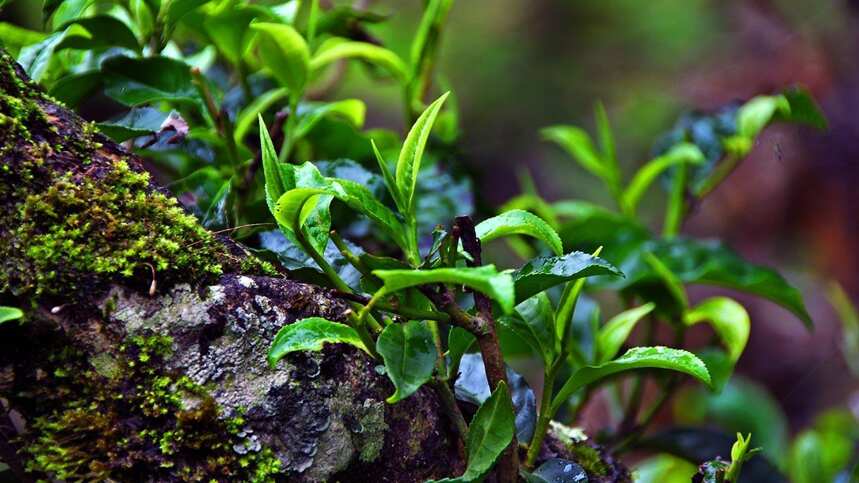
4,160,224,296
22,336,283,482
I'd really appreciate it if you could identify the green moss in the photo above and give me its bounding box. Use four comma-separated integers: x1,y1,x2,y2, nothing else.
4,160,224,296
568,443,609,477
22,336,285,482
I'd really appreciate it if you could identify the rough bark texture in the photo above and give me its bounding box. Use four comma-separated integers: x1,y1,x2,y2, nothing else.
0,52,629,482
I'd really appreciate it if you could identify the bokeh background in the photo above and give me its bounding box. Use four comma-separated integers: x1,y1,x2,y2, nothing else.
3,0,858,474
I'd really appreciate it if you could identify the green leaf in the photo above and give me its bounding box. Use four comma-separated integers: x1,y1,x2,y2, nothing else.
324,177,408,251
684,297,750,363
827,282,859,377
396,92,449,215
446,326,475,379
476,209,563,256
101,55,199,106
0,22,48,56
552,346,711,412
164,0,210,30
376,320,437,403
622,143,705,215
777,87,827,130
259,115,286,216
310,37,408,81
373,265,516,315
542,125,616,193
268,317,369,367
274,187,328,230
633,454,697,483
251,22,310,95
463,381,516,481
789,429,852,483
595,303,655,363
49,0,94,30
512,251,622,303
48,70,102,107
499,293,556,367
619,238,812,328
371,139,405,213
57,15,141,53
736,95,790,139
203,5,263,65
0,306,23,326
97,108,184,143
294,99,366,140
235,88,289,144
594,101,617,174
642,251,689,313
17,24,90,81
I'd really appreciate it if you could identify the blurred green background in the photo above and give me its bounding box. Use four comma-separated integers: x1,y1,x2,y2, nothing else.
3,0,859,476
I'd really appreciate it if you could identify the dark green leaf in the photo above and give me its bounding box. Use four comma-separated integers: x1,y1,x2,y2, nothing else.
373,265,515,315
476,209,563,256
499,293,556,367
57,15,141,52
462,381,515,481
165,0,210,30
48,70,102,107
446,326,475,380
201,180,231,230
98,108,185,143
376,320,437,403
101,55,199,106
268,317,369,367
512,251,622,303
776,87,827,130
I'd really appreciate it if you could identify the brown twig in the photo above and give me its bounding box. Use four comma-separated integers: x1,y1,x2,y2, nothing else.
454,215,519,483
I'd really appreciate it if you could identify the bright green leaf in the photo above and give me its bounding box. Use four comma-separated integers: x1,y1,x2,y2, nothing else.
622,143,705,216
235,88,289,144
164,0,210,30
542,125,615,193
294,99,366,139
376,320,437,403
373,265,516,315
596,303,655,363
476,209,563,256
0,306,23,326
684,296,750,363
259,115,287,215
311,37,408,81
371,138,405,213
552,346,711,413
736,95,790,139
203,5,263,65
268,317,369,367
396,92,449,215
252,22,310,95
17,24,91,81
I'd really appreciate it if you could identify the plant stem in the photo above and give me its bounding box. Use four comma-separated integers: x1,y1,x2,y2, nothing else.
431,378,468,438
663,162,687,237
525,359,562,468
330,290,451,322
330,230,371,277
454,215,519,483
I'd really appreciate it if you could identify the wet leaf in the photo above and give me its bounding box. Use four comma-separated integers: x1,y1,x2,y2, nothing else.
376,320,437,403
553,347,711,412
57,15,141,52
373,265,515,315
476,209,563,256
268,317,368,367
524,458,588,483
512,251,622,303
98,108,187,143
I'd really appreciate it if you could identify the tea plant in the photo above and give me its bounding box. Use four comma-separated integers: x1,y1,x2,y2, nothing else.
0,0,832,481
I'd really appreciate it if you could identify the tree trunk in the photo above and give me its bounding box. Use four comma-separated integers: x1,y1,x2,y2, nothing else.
0,52,628,482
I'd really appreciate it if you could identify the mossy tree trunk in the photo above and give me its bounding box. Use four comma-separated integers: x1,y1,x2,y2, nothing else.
0,53,628,482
